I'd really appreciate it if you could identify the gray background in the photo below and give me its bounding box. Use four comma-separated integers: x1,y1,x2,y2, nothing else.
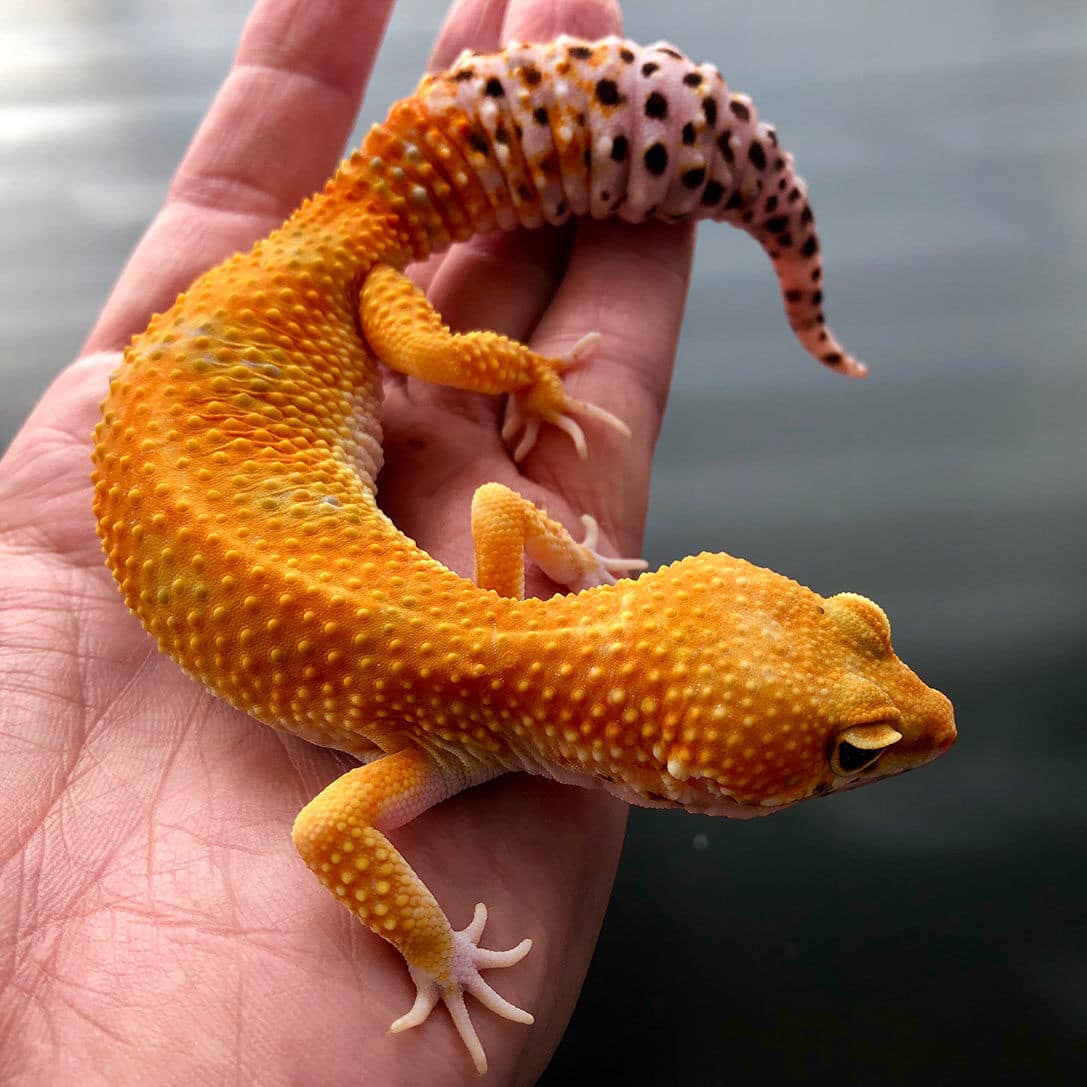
3,1,1083,1082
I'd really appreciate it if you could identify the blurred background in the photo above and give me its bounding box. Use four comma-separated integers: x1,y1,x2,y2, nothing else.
3,1,1083,1082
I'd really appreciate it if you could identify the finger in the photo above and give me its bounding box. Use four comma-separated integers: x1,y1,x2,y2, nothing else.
380,0,628,587
502,0,621,44
408,0,514,297
528,217,697,550
426,229,574,342
85,0,394,354
420,0,623,357
428,0,511,73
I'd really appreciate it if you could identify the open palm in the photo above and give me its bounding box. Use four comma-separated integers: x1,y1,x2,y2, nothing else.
0,0,695,1083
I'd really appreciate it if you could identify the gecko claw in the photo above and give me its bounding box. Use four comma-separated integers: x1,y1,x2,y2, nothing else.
389,978,441,1033
579,515,648,580
546,411,589,459
566,397,631,441
557,331,602,370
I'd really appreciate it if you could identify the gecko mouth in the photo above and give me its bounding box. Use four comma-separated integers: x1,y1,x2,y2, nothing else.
823,742,949,796
672,774,796,819
597,768,768,817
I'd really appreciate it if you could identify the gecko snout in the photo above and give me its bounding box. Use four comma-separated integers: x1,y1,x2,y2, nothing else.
872,674,956,781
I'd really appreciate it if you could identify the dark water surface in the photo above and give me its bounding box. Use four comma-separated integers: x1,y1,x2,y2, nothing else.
3,1,1083,1082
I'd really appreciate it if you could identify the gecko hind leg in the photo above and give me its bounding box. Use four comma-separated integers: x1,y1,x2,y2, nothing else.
359,264,629,462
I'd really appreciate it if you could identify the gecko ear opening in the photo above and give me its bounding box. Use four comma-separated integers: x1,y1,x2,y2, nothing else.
830,722,903,776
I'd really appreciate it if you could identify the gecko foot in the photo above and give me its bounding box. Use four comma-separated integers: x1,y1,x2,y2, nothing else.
501,333,630,462
388,903,533,1074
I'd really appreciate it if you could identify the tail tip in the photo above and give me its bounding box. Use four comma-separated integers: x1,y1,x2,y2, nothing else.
820,350,868,379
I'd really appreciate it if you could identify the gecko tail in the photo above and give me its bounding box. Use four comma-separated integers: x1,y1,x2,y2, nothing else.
761,183,869,379
711,121,868,378
773,248,869,379
408,37,869,377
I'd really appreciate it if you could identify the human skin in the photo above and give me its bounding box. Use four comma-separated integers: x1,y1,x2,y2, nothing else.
0,0,697,1083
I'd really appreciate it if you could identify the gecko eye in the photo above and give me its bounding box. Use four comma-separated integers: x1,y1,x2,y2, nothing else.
830,722,902,776
832,740,884,774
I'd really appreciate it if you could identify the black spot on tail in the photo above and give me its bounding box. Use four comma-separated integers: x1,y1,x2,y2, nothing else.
645,92,668,119
701,179,725,205
644,143,669,176
681,166,706,190
595,79,621,106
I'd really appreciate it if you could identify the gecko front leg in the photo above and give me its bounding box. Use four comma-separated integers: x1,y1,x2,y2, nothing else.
471,481,646,598
291,750,533,1073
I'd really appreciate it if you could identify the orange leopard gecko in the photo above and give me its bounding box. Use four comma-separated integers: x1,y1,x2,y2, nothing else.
92,35,956,1074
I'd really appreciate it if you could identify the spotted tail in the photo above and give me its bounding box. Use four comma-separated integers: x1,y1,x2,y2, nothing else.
348,34,866,377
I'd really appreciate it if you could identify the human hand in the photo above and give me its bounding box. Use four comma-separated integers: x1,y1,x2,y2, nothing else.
0,0,694,1083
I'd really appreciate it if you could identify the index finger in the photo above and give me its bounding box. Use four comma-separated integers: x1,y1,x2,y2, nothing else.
527,216,696,552
84,0,394,354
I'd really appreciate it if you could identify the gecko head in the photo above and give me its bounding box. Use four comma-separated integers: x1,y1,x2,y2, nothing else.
726,590,956,810
642,567,956,816
810,592,956,795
